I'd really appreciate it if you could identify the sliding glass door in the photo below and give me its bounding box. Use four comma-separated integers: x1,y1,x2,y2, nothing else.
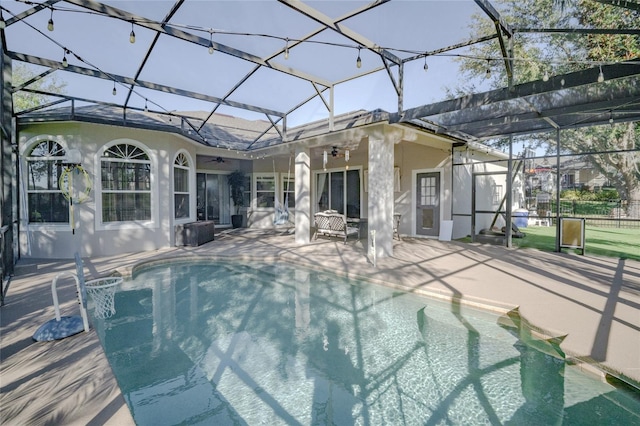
196,172,231,225
315,169,361,218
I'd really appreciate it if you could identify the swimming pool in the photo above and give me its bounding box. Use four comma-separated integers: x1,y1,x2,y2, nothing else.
92,260,640,425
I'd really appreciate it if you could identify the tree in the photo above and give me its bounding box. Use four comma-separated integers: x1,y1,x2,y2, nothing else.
11,63,67,112
452,0,639,216
562,123,640,217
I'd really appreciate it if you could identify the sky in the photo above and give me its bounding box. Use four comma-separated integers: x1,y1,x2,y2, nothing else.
3,1,493,127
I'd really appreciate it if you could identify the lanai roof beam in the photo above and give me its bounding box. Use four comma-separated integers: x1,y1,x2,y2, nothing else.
474,0,514,87
397,61,640,122
7,51,286,118
277,0,402,66
62,0,332,87
123,0,186,110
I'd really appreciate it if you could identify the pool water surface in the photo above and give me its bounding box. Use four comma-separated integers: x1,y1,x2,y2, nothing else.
92,260,640,425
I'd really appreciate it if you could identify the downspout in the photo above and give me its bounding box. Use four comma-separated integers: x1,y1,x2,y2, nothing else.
555,128,561,252
471,161,476,243
450,145,455,223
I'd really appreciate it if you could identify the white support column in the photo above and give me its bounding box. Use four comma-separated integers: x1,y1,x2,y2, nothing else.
295,147,311,245
367,135,394,258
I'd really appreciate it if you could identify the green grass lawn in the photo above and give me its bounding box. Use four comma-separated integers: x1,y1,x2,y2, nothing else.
511,225,640,261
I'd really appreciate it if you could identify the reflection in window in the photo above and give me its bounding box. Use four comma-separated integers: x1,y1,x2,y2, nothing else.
492,184,503,206
256,175,275,208
174,153,190,219
316,169,360,216
330,172,344,212
282,176,295,208
26,140,69,223
196,172,231,224
420,176,436,206
101,143,151,222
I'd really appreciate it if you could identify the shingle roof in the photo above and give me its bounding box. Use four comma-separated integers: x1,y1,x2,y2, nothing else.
17,105,396,151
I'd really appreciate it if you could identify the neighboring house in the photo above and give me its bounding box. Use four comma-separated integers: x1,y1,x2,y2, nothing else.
526,158,608,196
17,106,508,259
559,158,608,191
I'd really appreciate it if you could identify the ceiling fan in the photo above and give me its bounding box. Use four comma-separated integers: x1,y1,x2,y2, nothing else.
207,156,225,163
329,146,350,159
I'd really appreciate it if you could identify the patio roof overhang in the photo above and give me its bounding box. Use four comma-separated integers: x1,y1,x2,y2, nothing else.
393,60,640,142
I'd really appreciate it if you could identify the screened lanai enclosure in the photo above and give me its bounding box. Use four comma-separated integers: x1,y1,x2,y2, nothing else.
1,1,639,288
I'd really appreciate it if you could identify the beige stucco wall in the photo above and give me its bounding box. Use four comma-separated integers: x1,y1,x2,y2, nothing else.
393,140,452,237
16,119,506,258
18,122,198,258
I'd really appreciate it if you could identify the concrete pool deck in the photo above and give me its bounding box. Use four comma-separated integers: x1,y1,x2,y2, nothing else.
1,229,639,425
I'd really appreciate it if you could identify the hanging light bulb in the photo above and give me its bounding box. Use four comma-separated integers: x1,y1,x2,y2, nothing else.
609,111,614,125
47,8,54,31
423,56,428,72
144,99,148,112
129,20,136,43
356,47,362,69
0,12,6,30
560,78,565,87
485,59,491,79
542,70,549,82
112,82,117,96
597,65,604,83
208,31,214,54
62,49,68,68
284,38,289,60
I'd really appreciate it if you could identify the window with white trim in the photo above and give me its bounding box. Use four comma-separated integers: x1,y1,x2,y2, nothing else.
281,175,295,209
255,174,275,208
101,143,151,222
173,152,190,219
26,140,69,223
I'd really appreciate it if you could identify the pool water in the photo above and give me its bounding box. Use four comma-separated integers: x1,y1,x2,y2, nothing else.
92,260,640,425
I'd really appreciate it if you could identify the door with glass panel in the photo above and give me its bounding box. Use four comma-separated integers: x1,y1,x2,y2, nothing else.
416,172,440,237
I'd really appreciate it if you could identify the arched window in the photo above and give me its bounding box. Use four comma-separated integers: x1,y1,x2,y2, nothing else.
173,152,190,219
101,143,151,222
26,140,68,223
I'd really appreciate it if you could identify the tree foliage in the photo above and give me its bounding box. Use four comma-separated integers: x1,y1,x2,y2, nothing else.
456,0,639,89
452,0,639,212
580,0,640,62
11,63,66,112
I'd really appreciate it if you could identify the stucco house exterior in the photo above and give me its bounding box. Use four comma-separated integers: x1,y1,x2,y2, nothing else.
17,105,509,260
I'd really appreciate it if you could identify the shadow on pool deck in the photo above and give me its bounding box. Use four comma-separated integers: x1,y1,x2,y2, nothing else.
1,229,639,425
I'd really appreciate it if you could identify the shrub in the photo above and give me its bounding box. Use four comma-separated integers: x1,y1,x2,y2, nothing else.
560,188,619,202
